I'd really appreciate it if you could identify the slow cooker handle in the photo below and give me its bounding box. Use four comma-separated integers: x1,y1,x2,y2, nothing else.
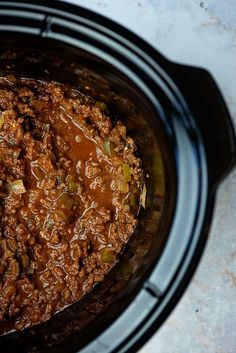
169,63,236,187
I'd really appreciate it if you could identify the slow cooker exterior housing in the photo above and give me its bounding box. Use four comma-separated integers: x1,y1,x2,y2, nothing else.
0,1,235,353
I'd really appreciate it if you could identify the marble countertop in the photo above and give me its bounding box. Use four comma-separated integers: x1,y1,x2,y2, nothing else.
64,1,236,352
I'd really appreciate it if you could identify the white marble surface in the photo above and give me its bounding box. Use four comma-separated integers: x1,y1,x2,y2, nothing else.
63,1,236,352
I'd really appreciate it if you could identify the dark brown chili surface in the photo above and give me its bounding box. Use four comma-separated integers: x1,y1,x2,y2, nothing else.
0,75,143,333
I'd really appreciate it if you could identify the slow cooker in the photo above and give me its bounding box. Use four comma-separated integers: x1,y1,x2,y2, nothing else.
0,1,235,352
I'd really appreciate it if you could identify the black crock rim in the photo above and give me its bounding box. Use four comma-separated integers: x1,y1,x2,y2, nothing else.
0,1,219,352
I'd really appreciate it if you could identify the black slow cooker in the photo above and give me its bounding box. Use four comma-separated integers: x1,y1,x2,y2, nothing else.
0,1,235,352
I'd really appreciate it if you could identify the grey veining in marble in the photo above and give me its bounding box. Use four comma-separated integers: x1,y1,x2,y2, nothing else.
63,1,236,352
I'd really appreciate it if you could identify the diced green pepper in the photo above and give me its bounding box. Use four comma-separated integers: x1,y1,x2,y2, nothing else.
21,254,29,269
54,209,74,224
122,163,131,182
67,175,78,193
103,139,116,156
95,100,107,111
58,193,74,209
129,192,139,212
100,248,115,263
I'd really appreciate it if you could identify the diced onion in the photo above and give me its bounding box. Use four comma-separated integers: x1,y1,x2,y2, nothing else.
9,180,26,195
0,113,5,129
75,135,81,143
141,183,147,209
5,74,16,83
12,149,21,159
117,180,129,193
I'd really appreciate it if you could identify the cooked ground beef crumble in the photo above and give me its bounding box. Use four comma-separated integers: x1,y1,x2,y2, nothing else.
0,75,143,333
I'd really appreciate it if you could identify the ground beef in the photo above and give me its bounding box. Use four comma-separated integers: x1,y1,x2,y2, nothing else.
0,75,143,334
